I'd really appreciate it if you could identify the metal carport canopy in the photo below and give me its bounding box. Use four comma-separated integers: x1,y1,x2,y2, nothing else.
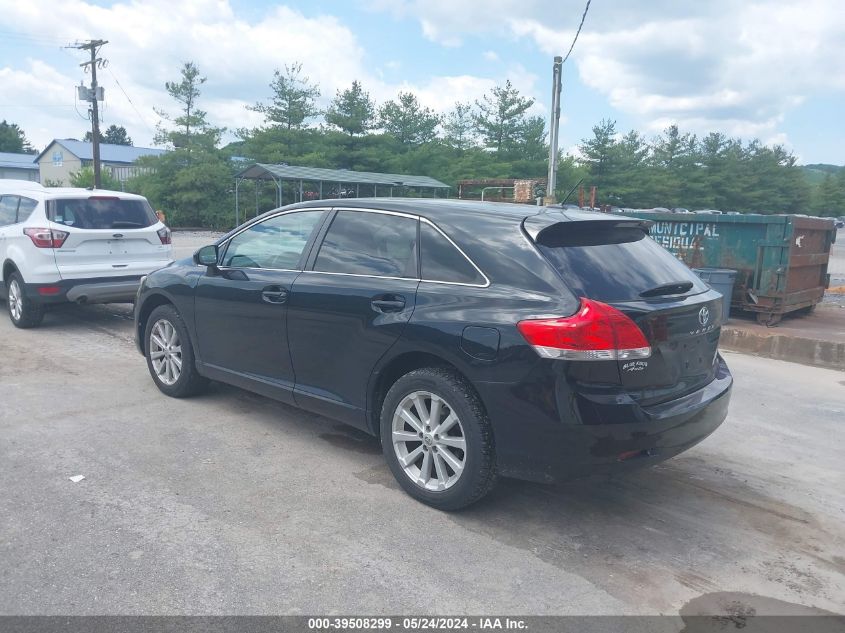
236,163,450,189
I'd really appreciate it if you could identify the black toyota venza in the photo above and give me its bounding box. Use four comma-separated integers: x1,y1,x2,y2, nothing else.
135,199,732,509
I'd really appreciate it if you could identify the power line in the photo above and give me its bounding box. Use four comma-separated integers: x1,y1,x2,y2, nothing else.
547,0,591,202
0,29,71,47
73,89,91,121
562,0,591,64
106,66,156,136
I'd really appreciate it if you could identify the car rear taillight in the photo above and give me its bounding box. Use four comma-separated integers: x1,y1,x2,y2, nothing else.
157,226,171,245
23,227,69,249
517,298,651,361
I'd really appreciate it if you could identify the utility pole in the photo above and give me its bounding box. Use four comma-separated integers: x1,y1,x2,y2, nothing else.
69,39,108,188
545,55,563,205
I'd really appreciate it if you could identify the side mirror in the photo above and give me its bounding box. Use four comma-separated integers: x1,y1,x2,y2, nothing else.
194,244,219,267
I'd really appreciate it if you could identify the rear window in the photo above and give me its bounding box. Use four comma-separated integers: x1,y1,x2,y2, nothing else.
48,197,157,230
535,223,708,302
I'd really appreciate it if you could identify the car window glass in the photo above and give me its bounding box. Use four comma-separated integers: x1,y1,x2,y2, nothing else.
314,211,418,278
420,222,485,285
16,197,37,223
222,210,325,269
49,197,157,229
536,223,708,302
0,196,18,226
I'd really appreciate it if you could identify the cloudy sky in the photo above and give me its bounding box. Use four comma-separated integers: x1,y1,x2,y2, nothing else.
1,0,843,164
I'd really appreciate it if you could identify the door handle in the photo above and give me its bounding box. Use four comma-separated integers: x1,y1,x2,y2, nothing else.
371,294,406,313
261,286,289,304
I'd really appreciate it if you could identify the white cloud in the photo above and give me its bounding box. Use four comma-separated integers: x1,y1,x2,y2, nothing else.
0,60,84,150
0,0,533,151
0,0,369,148
8,0,835,157
369,0,845,144
362,0,528,45
397,75,494,112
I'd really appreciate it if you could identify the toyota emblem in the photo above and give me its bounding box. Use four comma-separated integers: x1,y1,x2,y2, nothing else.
698,306,710,326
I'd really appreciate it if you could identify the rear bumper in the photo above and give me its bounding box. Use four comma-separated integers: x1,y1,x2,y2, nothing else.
477,357,733,483
24,276,143,305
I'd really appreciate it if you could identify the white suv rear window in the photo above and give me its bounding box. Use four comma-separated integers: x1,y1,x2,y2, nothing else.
49,197,157,230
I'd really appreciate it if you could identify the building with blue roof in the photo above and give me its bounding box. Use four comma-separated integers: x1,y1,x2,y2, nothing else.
0,152,39,182
34,139,166,186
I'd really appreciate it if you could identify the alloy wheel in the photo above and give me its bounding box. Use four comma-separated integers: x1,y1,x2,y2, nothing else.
149,318,182,386
392,391,467,491
8,280,22,321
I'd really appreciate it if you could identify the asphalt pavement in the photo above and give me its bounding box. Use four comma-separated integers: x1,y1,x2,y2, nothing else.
0,244,843,616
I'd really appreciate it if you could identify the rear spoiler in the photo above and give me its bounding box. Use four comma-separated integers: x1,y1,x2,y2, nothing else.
523,211,653,243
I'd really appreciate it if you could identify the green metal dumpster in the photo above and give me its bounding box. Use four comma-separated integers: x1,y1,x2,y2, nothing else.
615,211,837,325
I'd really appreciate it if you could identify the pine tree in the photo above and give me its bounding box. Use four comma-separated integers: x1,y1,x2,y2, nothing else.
474,80,534,154
442,102,475,151
378,92,440,146
325,81,375,137
514,116,547,162
813,173,845,216
131,62,231,228
154,62,222,149
249,63,321,131
579,119,618,189
0,120,35,153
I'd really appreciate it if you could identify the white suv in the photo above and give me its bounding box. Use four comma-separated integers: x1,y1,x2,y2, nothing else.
0,180,173,328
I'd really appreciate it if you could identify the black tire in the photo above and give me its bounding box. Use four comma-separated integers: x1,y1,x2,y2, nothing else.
6,272,45,329
380,367,496,510
144,304,208,397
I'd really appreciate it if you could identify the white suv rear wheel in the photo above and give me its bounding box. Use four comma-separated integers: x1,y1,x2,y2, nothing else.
6,273,45,329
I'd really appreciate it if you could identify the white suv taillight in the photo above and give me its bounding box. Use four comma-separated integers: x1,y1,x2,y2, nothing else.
23,227,69,249
157,226,172,245
517,298,651,361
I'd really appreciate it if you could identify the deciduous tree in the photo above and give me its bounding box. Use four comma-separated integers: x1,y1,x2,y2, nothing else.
69,166,122,189
84,124,133,146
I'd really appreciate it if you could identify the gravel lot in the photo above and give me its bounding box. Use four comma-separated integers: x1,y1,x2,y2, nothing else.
1,233,843,617
170,230,224,260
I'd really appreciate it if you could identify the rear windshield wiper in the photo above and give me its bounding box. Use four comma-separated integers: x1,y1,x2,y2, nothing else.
639,281,694,298
111,221,146,228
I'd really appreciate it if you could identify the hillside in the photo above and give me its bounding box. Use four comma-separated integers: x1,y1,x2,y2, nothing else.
802,163,844,186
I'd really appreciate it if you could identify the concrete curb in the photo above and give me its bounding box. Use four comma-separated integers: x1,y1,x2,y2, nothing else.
720,327,845,371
